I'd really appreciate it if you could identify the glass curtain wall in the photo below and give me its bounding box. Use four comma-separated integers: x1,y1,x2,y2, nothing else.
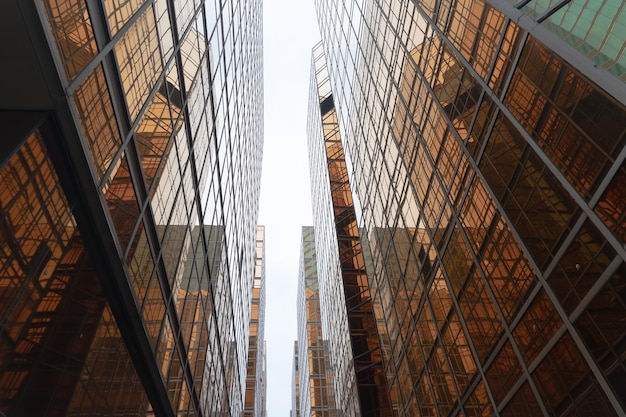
312,0,626,416
0,0,263,416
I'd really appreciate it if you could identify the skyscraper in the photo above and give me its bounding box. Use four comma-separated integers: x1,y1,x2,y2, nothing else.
309,0,626,416
291,342,301,417
307,45,391,417
0,0,263,416
245,226,267,417
291,226,340,417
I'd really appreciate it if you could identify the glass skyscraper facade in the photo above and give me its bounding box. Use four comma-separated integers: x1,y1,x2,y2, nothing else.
245,226,267,417
308,46,392,417
310,0,626,416
291,226,340,417
0,0,263,416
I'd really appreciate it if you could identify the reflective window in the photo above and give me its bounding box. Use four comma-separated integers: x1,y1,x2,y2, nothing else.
135,80,177,192
464,380,493,416
114,5,163,121
459,269,503,363
575,263,626,410
548,218,616,313
541,1,626,80
102,153,140,250
595,162,626,244
104,0,145,35
486,339,522,405
0,128,149,416
73,64,122,181
513,289,562,365
125,221,155,304
499,381,542,417
41,0,98,81
506,37,626,199
480,113,578,269
533,332,618,416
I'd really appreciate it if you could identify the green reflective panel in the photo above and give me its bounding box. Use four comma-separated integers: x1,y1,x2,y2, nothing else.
520,0,562,19
542,1,626,79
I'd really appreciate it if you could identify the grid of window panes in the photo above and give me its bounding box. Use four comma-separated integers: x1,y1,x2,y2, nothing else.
0,127,151,416
308,42,394,416
508,0,626,81
295,227,339,417
2,0,265,416
291,342,301,417
307,45,362,417
313,0,626,416
244,226,266,417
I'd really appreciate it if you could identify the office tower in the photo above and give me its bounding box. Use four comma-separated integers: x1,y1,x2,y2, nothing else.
291,342,301,417
0,0,263,416
292,226,340,417
310,0,626,416
244,226,267,417
307,46,392,417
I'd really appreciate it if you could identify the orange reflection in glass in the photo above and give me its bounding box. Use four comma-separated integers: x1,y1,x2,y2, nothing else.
74,65,122,181
41,0,98,80
115,6,163,121
102,153,140,250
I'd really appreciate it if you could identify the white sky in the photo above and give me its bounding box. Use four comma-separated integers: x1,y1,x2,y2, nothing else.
259,1,320,415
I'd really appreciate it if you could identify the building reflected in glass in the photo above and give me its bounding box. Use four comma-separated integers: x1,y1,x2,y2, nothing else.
309,0,626,416
245,226,267,417
0,0,263,416
307,45,392,417
292,226,340,417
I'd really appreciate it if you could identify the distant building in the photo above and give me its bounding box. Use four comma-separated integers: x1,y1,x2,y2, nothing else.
291,342,300,417
309,0,626,416
292,227,341,417
245,226,267,417
307,45,392,417
0,0,263,416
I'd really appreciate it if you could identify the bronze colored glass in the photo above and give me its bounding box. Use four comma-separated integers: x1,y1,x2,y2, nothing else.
41,0,98,80
311,0,625,415
114,5,162,121
0,129,149,416
73,64,122,181
2,0,264,414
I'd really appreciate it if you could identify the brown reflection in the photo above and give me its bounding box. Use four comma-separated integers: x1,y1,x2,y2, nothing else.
459,268,503,364
464,380,493,416
141,270,166,346
152,226,218,410
320,96,392,417
489,21,522,96
499,381,541,417
481,215,536,322
595,162,626,244
102,153,140,250
73,65,122,181
41,0,98,81
114,5,163,121
104,0,144,36
548,218,616,313
486,339,522,405
125,221,155,304
467,94,497,158
135,78,181,195
533,332,618,416
0,129,148,416
506,37,626,200
67,305,150,415
480,112,579,270
575,263,626,410
512,289,562,365
428,344,456,416
443,311,476,395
